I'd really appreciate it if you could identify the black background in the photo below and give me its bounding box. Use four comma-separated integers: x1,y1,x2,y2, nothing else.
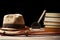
0,1,60,27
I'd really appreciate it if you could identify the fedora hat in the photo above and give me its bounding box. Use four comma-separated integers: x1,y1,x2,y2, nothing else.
0,13,26,35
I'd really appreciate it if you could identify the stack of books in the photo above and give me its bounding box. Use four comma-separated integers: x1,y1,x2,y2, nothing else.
44,13,60,32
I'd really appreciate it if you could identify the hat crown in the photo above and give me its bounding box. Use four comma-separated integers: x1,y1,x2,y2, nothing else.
2,14,25,30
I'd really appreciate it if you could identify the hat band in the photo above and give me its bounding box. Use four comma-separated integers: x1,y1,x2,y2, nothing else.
3,24,25,29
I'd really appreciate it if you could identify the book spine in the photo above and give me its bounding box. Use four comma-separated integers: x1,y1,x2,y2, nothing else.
44,22,60,25
45,13,60,17
44,18,60,22
45,25,60,28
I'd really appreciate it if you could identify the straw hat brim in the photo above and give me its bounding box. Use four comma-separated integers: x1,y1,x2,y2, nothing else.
0,29,25,35
0,26,30,35
1,28,19,31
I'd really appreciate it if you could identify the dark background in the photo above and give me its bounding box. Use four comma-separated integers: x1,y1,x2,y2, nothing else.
0,1,60,27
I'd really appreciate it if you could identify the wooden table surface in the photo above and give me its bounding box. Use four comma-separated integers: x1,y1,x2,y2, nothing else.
0,27,60,35
0,27,60,40
0,35,60,40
